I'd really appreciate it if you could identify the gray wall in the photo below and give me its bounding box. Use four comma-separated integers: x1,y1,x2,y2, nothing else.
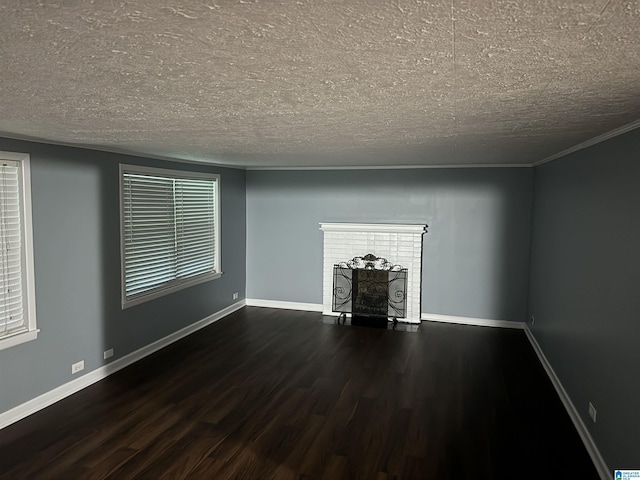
0,138,246,415
528,128,640,468
246,168,533,322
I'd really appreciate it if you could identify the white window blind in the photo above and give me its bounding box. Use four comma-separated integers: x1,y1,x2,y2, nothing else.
0,162,25,337
121,166,220,307
175,178,216,279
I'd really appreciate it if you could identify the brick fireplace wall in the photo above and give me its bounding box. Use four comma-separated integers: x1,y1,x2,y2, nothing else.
320,223,427,323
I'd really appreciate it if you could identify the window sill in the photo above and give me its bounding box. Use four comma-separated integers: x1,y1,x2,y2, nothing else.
0,329,39,351
122,271,223,309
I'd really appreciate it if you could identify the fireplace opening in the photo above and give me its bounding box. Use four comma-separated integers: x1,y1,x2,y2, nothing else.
353,269,389,316
332,254,407,326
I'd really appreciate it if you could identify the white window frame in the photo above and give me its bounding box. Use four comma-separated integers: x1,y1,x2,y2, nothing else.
119,164,221,309
0,151,38,351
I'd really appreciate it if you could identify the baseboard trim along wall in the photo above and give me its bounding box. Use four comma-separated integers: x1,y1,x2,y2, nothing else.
421,312,525,329
245,298,324,312
523,325,609,480
0,300,246,431
245,300,525,328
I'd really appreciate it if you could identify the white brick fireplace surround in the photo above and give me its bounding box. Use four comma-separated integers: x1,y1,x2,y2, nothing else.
320,223,427,324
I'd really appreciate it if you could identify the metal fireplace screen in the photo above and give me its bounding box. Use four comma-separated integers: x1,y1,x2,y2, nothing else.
332,254,408,319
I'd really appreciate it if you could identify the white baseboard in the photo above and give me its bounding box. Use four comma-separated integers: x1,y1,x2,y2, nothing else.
247,301,522,328
245,298,323,312
524,325,609,480
421,312,525,329
0,300,246,431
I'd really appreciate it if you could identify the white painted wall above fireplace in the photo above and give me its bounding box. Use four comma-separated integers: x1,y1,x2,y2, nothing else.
320,223,427,323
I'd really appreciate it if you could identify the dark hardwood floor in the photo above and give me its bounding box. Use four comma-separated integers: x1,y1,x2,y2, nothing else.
0,307,599,479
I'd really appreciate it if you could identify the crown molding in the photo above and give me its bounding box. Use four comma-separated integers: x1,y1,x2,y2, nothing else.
246,163,531,170
3,118,639,171
0,132,245,170
534,119,640,167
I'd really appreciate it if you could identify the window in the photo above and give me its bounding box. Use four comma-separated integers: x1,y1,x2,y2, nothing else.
0,151,37,351
120,165,221,308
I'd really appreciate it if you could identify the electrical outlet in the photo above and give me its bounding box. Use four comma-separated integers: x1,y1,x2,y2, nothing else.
233,292,239,300
530,315,535,325
71,360,85,374
104,348,114,360
588,402,597,423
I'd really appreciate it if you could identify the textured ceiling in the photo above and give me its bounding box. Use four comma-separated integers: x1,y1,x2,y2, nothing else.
0,0,639,168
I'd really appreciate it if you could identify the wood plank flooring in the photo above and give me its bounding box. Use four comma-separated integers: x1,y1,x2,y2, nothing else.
0,307,599,479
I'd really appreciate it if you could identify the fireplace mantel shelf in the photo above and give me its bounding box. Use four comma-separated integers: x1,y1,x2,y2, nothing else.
319,223,427,234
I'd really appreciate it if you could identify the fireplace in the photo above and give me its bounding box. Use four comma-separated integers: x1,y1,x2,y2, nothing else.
320,223,427,324
333,254,407,323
